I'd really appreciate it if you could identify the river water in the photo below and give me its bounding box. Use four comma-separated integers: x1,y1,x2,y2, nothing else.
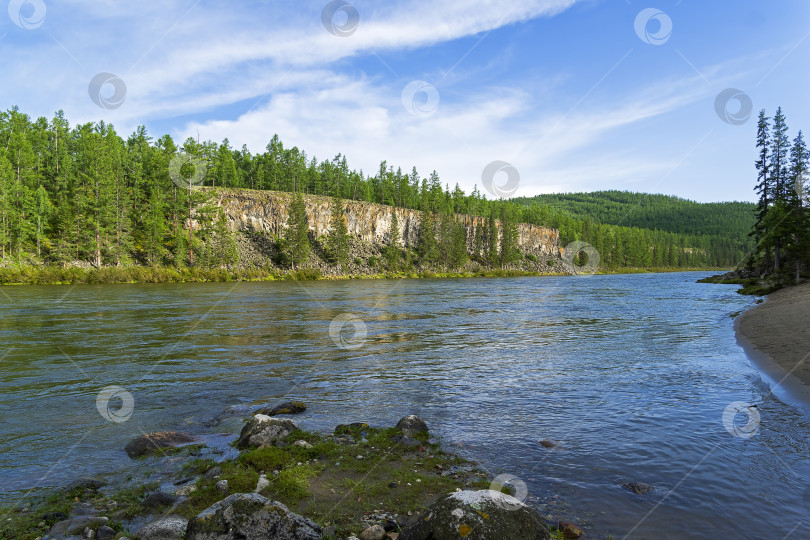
0,273,808,538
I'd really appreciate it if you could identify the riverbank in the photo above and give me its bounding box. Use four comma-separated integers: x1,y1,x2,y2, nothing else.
0,404,575,540
736,282,810,403
0,263,728,286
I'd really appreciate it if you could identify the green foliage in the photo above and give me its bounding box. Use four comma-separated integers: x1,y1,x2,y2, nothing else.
325,194,350,265
284,191,310,268
384,210,401,269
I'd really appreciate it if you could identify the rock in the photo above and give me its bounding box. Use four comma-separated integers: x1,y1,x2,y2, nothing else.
216,479,229,494
293,440,314,449
204,466,223,479
42,511,68,523
399,490,550,540
388,482,398,489
186,493,322,539
141,491,178,508
49,516,109,535
137,515,188,539
174,483,197,496
66,478,106,492
236,415,299,448
558,521,584,539
255,473,270,493
82,528,94,539
359,524,387,540
255,401,307,416
395,415,428,437
538,440,555,448
334,422,370,437
384,519,400,532
96,526,116,540
124,431,196,458
622,481,655,495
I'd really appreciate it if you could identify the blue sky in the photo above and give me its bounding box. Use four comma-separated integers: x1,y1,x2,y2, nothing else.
2,0,809,202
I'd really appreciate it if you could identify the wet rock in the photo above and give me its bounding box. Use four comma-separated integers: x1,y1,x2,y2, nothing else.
237,415,299,448
42,511,68,524
399,490,550,540
124,431,196,458
359,524,387,540
255,401,307,416
622,481,655,495
66,478,106,492
204,466,223,479
141,491,178,508
558,521,584,539
186,493,322,539
96,526,116,540
539,440,555,448
334,422,370,437
137,515,188,539
395,415,428,437
49,516,109,536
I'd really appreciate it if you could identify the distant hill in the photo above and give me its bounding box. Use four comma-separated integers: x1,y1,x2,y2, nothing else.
512,191,756,268
513,191,756,245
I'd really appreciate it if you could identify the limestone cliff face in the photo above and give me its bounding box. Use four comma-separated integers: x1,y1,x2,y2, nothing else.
212,189,560,257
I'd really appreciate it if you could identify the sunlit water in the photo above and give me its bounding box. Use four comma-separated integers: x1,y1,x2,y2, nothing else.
1,273,808,538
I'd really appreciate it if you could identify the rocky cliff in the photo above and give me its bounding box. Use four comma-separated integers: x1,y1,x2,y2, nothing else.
211,189,560,257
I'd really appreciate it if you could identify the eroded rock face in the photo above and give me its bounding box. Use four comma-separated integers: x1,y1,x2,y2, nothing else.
236,415,299,448
124,432,196,458
400,490,550,540
186,493,322,540
212,189,560,257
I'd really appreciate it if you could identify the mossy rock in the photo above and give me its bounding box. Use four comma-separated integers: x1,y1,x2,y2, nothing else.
400,490,550,540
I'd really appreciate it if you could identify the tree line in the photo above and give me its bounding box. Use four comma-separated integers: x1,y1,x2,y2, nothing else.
0,106,740,272
749,107,809,282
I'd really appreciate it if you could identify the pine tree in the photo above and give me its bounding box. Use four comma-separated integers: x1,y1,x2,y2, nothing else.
284,190,309,268
499,205,520,266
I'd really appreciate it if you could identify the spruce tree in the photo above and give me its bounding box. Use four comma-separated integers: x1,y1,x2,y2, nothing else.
326,194,350,266
417,210,438,265
751,110,772,272
284,191,310,268
385,210,400,269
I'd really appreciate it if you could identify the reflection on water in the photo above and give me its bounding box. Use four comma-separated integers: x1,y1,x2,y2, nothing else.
0,273,808,538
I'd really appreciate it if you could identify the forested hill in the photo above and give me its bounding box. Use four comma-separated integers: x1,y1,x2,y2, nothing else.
513,191,755,245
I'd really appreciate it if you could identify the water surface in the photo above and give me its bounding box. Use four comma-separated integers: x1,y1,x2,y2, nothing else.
1,273,808,538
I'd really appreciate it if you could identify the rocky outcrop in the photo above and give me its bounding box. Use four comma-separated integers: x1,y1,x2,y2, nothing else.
186,493,322,540
400,490,551,540
210,189,559,257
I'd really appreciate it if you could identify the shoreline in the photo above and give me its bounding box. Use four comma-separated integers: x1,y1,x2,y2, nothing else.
0,264,728,287
735,282,810,408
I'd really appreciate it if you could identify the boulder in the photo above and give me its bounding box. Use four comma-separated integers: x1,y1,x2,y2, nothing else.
622,482,655,495
395,415,428,437
97,526,117,540
48,516,109,535
236,415,299,448
399,490,550,540
124,432,196,458
293,440,314,449
538,440,555,449
558,521,584,539
65,478,106,492
186,493,322,539
137,515,188,539
255,401,307,416
141,491,178,509
359,524,387,540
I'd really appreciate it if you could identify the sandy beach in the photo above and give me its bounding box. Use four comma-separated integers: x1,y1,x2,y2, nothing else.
736,282,810,400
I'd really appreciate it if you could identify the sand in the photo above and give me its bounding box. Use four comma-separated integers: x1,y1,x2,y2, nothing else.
736,282,810,402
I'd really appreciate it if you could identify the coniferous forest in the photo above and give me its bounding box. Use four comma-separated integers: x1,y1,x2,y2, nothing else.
0,107,759,282
746,108,809,284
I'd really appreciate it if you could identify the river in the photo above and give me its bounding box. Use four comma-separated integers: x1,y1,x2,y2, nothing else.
0,272,808,538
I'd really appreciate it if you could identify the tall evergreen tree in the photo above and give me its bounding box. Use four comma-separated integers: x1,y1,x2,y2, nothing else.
284,190,309,268
326,194,350,266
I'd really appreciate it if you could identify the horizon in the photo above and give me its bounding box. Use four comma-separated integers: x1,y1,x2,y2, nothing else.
3,1,809,204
